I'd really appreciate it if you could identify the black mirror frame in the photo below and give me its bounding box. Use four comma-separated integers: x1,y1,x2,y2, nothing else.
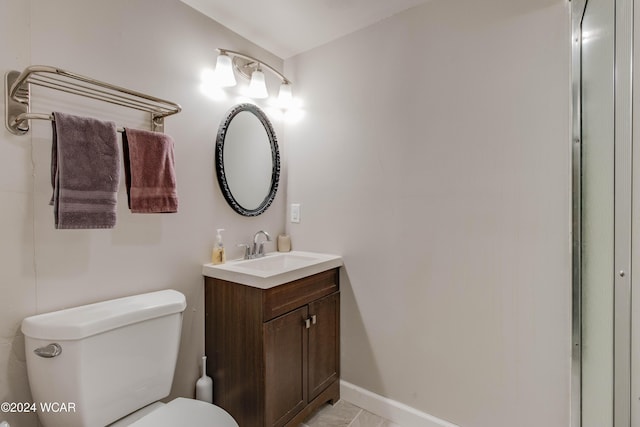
215,103,280,217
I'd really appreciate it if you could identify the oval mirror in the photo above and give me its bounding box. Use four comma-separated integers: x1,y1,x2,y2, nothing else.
215,103,280,216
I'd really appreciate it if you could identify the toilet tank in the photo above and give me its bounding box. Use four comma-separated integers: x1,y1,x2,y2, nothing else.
21,290,187,427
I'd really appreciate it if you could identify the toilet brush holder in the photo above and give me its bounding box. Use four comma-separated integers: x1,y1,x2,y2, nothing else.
195,355,213,403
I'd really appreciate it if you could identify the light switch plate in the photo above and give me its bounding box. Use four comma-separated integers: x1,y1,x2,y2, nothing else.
290,203,301,223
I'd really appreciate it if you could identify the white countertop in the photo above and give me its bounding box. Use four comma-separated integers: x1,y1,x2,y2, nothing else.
202,251,343,289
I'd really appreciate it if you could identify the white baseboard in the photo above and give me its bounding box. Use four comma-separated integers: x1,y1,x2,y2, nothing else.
340,380,460,427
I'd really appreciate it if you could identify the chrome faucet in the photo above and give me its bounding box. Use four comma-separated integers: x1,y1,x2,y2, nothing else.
238,230,272,259
252,230,272,258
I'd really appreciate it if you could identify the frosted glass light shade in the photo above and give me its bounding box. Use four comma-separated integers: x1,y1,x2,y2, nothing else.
277,82,293,108
248,70,268,99
213,54,236,87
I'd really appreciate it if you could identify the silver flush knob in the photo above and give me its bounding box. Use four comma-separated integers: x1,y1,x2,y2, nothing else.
34,343,62,358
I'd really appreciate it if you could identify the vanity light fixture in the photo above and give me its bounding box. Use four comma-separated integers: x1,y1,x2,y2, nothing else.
277,82,293,107
247,67,268,99
214,48,293,107
213,52,236,87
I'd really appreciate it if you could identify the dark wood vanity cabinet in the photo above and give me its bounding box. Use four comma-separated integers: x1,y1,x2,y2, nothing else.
205,268,340,427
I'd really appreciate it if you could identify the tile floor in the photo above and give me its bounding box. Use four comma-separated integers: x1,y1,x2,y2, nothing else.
300,400,399,427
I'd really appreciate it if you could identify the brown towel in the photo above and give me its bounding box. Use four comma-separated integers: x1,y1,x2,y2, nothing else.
122,128,178,213
50,112,119,229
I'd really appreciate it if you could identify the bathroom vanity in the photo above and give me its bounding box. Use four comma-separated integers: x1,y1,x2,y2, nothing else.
203,252,342,427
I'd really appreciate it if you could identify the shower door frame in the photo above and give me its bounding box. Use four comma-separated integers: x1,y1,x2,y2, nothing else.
571,4,584,427
571,0,633,426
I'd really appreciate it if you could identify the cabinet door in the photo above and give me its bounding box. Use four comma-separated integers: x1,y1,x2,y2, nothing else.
264,306,308,427
308,292,340,401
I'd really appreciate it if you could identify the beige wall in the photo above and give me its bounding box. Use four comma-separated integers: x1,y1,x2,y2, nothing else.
283,1,572,426
0,1,37,426
1,1,574,426
0,1,285,426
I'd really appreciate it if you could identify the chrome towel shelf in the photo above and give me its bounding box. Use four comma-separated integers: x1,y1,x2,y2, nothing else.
4,65,182,135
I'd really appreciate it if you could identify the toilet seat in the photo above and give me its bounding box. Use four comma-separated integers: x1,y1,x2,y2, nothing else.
128,398,238,427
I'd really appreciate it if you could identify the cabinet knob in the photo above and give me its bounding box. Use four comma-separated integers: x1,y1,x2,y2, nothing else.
305,318,311,329
311,315,317,325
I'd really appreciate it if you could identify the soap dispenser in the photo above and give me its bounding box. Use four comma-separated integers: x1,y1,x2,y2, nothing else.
211,228,226,265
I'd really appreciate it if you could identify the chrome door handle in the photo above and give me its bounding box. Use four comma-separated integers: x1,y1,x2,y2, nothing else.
305,315,317,329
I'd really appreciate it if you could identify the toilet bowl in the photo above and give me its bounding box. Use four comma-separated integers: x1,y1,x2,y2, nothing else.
109,398,237,427
21,290,238,427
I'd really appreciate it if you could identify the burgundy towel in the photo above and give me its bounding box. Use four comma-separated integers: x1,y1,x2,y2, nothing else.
50,112,119,229
122,128,178,213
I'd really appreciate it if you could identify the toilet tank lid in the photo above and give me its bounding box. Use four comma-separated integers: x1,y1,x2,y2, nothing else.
21,290,187,341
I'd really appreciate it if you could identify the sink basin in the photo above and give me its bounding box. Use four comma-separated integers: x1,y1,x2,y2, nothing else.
202,251,343,289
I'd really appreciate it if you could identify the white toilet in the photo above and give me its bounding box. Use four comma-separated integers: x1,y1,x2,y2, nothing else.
21,290,238,427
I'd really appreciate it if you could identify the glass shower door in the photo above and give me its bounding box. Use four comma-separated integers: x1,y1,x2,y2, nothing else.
577,0,634,425
579,0,615,425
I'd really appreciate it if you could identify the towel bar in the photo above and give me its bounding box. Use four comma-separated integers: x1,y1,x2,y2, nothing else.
10,112,126,134
5,65,181,135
